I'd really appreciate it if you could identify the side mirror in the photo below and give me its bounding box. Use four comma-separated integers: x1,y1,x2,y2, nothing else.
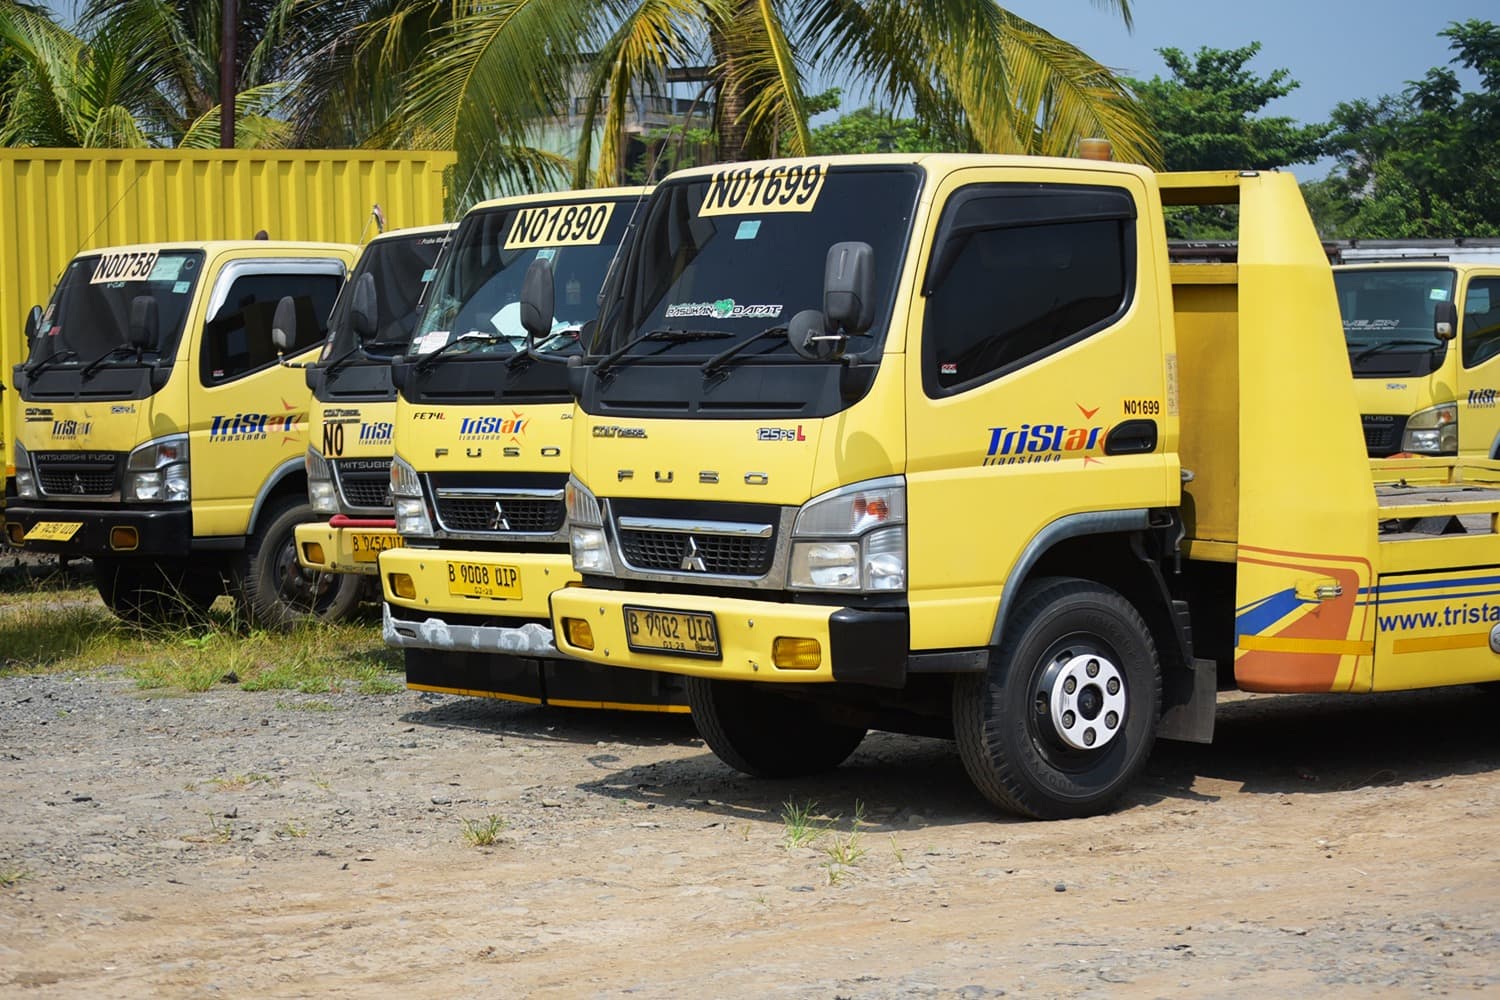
520,258,555,345
1435,301,1458,342
788,308,838,361
23,304,42,344
271,295,299,355
127,296,158,351
824,241,875,335
350,272,378,341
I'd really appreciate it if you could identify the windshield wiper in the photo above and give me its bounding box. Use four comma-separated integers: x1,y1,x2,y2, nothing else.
322,342,371,380
413,332,511,374
80,345,141,380
1351,338,1443,363
593,328,732,378
700,325,788,378
24,349,78,377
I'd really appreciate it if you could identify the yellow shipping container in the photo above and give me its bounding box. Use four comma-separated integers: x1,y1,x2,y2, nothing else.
0,148,454,484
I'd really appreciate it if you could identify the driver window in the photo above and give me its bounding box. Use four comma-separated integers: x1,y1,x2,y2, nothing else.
201,270,340,385
1462,277,1500,368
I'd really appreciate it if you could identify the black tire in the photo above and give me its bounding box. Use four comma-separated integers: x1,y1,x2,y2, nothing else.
687,677,866,778
954,576,1161,820
94,557,223,626
231,497,362,630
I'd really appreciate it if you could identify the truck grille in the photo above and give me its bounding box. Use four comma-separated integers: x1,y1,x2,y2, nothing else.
334,459,391,510
434,495,565,534
619,529,774,576
1362,414,1406,456
33,452,122,497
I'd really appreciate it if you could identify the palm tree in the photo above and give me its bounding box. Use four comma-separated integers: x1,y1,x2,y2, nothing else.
393,0,1158,190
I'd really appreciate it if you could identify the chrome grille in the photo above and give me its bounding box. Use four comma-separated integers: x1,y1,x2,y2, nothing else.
334,459,391,510
34,452,121,497
433,494,565,535
619,529,773,576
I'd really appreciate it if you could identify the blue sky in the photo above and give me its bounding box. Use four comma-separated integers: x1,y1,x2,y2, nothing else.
997,0,1495,176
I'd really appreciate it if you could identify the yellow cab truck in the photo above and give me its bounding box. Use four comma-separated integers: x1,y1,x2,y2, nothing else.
1332,241,1500,459
549,152,1500,819
294,224,454,580
6,240,358,626
379,188,687,711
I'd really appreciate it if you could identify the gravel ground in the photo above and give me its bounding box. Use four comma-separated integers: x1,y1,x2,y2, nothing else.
0,652,1498,996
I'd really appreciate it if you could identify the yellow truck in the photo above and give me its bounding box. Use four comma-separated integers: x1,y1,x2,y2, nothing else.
379,189,687,711
6,240,359,626
294,224,454,579
1333,248,1500,458
549,153,1500,818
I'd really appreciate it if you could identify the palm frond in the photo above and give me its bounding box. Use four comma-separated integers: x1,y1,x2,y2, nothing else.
719,0,810,156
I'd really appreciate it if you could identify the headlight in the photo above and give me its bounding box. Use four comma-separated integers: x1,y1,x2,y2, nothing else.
390,455,432,536
14,442,37,499
305,447,337,513
566,477,614,574
124,435,190,503
789,476,905,593
1401,403,1457,454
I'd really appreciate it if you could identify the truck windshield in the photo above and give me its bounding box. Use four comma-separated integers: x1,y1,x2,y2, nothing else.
408,197,632,360
598,165,919,364
25,249,206,368
322,229,450,360
1335,267,1455,377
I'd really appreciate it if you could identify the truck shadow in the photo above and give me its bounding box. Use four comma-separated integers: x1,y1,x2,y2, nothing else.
399,694,700,750
573,686,1500,830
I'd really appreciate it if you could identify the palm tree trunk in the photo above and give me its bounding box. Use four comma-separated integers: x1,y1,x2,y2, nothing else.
709,0,753,163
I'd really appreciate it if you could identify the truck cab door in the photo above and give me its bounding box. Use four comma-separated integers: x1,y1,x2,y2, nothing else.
903,166,1175,652
1457,274,1500,458
190,259,345,537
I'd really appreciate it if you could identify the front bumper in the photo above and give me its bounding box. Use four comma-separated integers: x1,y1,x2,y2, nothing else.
379,545,576,625
4,503,193,558
549,586,910,687
294,517,396,575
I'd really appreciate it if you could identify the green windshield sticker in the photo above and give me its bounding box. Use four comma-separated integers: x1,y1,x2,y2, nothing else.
1431,288,1449,300
536,248,557,262
148,255,185,282
172,280,191,294
421,268,437,282
735,220,762,240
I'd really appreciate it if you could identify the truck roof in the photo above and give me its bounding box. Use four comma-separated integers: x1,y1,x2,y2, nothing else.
467,186,652,215
72,239,355,257
366,223,454,245
658,152,1161,184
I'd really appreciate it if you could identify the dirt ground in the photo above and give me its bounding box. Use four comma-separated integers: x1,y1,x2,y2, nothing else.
1,650,1498,997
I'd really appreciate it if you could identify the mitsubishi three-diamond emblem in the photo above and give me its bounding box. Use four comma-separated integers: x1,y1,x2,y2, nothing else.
488,501,510,531
71,473,86,495
680,536,707,572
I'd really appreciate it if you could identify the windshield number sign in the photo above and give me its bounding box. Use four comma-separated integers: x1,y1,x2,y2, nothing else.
699,163,825,217
504,201,617,250
90,250,159,284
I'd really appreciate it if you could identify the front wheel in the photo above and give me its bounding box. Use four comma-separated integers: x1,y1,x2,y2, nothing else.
954,577,1161,820
231,498,362,630
687,677,866,778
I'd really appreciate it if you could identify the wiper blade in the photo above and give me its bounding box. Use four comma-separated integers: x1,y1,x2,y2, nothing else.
25,349,78,377
700,325,788,378
80,345,140,380
594,328,732,378
413,333,510,374
1351,338,1442,363
323,342,370,379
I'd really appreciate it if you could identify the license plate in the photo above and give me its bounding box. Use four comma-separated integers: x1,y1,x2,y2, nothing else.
624,605,721,659
445,560,521,599
350,532,394,563
25,521,83,542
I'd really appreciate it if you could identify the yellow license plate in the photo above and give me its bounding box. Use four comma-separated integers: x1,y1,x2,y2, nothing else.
26,521,83,542
350,532,395,563
624,605,721,659
445,561,521,599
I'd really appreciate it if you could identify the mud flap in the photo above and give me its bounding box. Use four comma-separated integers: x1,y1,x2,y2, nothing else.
1157,657,1216,744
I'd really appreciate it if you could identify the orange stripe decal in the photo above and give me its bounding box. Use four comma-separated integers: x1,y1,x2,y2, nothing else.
1237,634,1373,656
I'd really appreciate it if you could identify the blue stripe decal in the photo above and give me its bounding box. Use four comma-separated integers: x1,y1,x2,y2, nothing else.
1358,573,1500,596
1235,588,1303,639
1358,587,1500,608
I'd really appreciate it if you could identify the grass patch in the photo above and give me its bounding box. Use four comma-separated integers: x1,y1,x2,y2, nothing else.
0,863,32,888
781,799,823,850
208,772,274,791
276,698,338,712
460,815,508,847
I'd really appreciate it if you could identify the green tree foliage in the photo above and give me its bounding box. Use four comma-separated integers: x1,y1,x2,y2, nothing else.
1126,42,1326,171
808,91,968,156
1307,19,1500,238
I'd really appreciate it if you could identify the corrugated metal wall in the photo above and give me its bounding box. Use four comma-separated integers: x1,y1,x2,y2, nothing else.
0,148,454,478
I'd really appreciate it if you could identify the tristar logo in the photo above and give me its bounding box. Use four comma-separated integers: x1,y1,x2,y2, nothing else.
52,419,92,438
1469,388,1498,409
593,425,647,439
210,412,301,442
983,408,1106,467
757,425,805,442
458,412,527,441
359,421,394,444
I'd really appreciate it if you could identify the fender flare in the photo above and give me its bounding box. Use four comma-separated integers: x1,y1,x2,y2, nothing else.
988,509,1153,648
248,457,308,535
